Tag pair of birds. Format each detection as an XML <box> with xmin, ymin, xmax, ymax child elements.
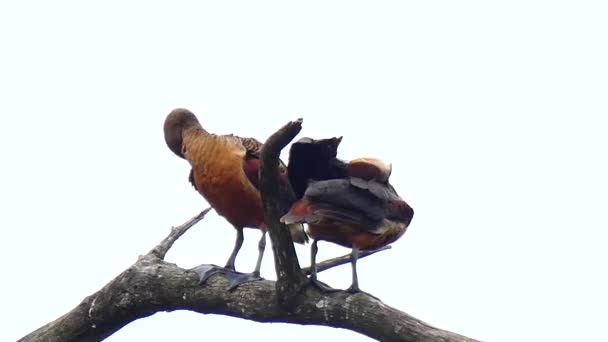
<box><xmin>164</xmin><ymin>108</ymin><xmax>414</xmax><ymax>292</ymax></box>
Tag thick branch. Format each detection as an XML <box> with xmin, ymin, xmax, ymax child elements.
<box><xmin>19</xmin><ymin>256</ymin><xmax>479</xmax><ymax>342</ymax></box>
<box><xmin>259</xmin><ymin>118</ymin><xmax>308</xmax><ymax>298</ymax></box>
<box><xmin>20</xmin><ymin>211</ymin><xmax>479</xmax><ymax>342</ymax></box>
<box><xmin>19</xmin><ymin>120</ymin><xmax>480</xmax><ymax>342</ymax></box>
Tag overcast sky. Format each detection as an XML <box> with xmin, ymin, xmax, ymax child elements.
<box><xmin>2</xmin><ymin>1</ymin><xmax>607</xmax><ymax>341</ymax></box>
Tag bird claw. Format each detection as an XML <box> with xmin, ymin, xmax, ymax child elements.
<box><xmin>309</xmin><ymin>278</ymin><xmax>341</xmax><ymax>293</ymax></box>
<box><xmin>191</xmin><ymin>264</ymin><xmax>264</xmax><ymax>290</ymax></box>
<box><xmin>190</xmin><ymin>264</ymin><xmax>229</xmax><ymax>285</ymax></box>
<box><xmin>225</xmin><ymin>271</ymin><xmax>263</xmax><ymax>291</ymax></box>
<box><xmin>346</xmin><ymin>285</ymin><xmax>359</xmax><ymax>293</ymax></box>
<box><xmin>346</xmin><ymin>285</ymin><xmax>381</xmax><ymax>301</ymax></box>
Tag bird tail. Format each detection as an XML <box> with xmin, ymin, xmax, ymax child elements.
<box><xmin>280</xmin><ymin>199</ymin><xmax>311</xmax><ymax>244</ymax></box>
<box><xmin>287</xmin><ymin>223</ymin><xmax>309</xmax><ymax>244</ymax></box>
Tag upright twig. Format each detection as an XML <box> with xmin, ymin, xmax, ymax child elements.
<box><xmin>259</xmin><ymin>118</ymin><xmax>308</xmax><ymax>300</ymax></box>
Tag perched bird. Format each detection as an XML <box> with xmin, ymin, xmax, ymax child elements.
<box><xmin>282</xmin><ymin>137</ymin><xmax>414</xmax><ymax>292</ymax></box>
<box><xmin>164</xmin><ymin>108</ymin><xmax>308</xmax><ymax>290</ymax></box>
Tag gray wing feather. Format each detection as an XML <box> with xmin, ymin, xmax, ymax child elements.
<box><xmin>303</xmin><ymin>178</ymin><xmax>387</xmax><ymax>222</ymax></box>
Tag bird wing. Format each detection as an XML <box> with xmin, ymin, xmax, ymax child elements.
<box><xmin>286</xmin><ymin>136</ymin><xmax>346</xmax><ymax>199</ymax></box>
<box><xmin>186</xmin><ymin>134</ymin><xmax>285</xmax><ymax>191</ymax></box>
<box><xmin>300</xmin><ymin>178</ymin><xmax>397</xmax><ymax>233</ymax></box>
<box><xmin>233</xmin><ymin>134</ymin><xmax>307</xmax><ymax>243</ymax></box>
<box><xmin>233</xmin><ymin>135</ymin><xmax>263</xmax><ymax>158</ymax></box>
<box><xmin>305</xmin><ymin>202</ymin><xmax>382</xmax><ymax>228</ymax></box>
<box><xmin>231</xmin><ymin>134</ymin><xmax>287</xmax><ymax>165</ymax></box>
<box><xmin>229</xmin><ymin>134</ymin><xmax>288</xmax><ymax>188</ymax></box>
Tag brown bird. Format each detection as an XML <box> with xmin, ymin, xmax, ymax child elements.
<box><xmin>282</xmin><ymin>137</ymin><xmax>414</xmax><ymax>292</ymax></box>
<box><xmin>164</xmin><ymin>108</ymin><xmax>308</xmax><ymax>290</ymax></box>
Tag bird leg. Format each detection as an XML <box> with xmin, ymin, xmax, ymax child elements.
<box><xmin>345</xmin><ymin>247</ymin><xmax>381</xmax><ymax>300</ymax></box>
<box><xmin>224</xmin><ymin>227</ymin><xmax>245</xmax><ymax>271</ymax></box>
<box><xmin>346</xmin><ymin>247</ymin><xmax>360</xmax><ymax>293</ymax></box>
<box><xmin>191</xmin><ymin>227</ymin><xmax>244</xmax><ymax>285</ymax></box>
<box><xmin>226</xmin><ymin>231</ymin><xmax>266</xmax><ymax>291</ymax></box>
<box><xmin>252</xmin><ymin>230</ymin><xmax>266</xmax><ymax>276</ymax></box>
<box><xmin>309</xmin><ymin>239</ymin><xmax>339</xmax><ymax>292</ymax></box>
<box><xmin>310</xmin><ymin>239</ymin><xmax>319</xmax><ymax>281</ymax></box>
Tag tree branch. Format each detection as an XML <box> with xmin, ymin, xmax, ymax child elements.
<box><xmin>301</xmin><ymin>245</ymin><xmax>391</xmax><ymax>276</ymax></box>
<box><xmin>149</xmin><ymin>208</ymin><xmax>212</xmax><ymax>259</ymax></box>
<box><xmin>19</xmin><ymin>120</ymin><xmax>481</xmax><ymax>342</ymax></box>
<box><xmin>19</xmin><ymin>243</ymin><xmax>479</xmax><ymax>342</ymax></box>
<box><xmin>259</xmin><ymin>118</ymin><xmax>308</xmax><ymax>299</ymax></box>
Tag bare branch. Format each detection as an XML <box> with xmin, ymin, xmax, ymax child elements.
<box><xmin>149</xmin><ymin>208</ymin><xmax>212</xmax><ymax>259</ymax></box>
<box><xmin>19</xmin><ymin>120</ymin><xmax>480</xmax><ymax>342</ymax></box>
<box><xmin>302</xmin><ymin>246</ymin><xmax>392</xmax><ymax>276</ymax></box>
<box><xmin>259</xmin><ymin>118</ymin><xmax>308</xmax><ymax>298</ymax></box>
<box><xmin>19</xmin><ymin>258</ymin><xmax>480</xmax><ymax>342</ymax></box>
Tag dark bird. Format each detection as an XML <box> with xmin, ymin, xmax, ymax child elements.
<box><xmin>164</xmin><ymin>108</ymin><xmax>308</xmax><ymax>290</ymax></box>
<box><xmin>282</xmin><ymin>137</ymin><xmax>414</xmax><ymax>292</ymax></box>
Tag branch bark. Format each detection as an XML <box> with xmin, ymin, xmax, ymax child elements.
<box><xmin>19</xmin><ymin>119</ymin><xmax>481</xmax><ymax>342</ymax></box>
<box><xmin>19</xmin><ymin>246</ymin><xmax>478</xmax><ymax>342</ymax></box>
<box><xmin>259</xmin><ymin>118</ymin><xmax>308</xmax><ymax>300</ymax></box>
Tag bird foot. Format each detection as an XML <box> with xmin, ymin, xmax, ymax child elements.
<box><xmin>226</xmin><ymin>271</ymin><xmax>263</xmax><ymax>291</ymax></box>
<box><xmin>346</xmin><ymin>285</ymin><xmax>381</xmax><ymax>301</ymax></box>
<box><xmin>190</xmin><ymin>264</ymin><xmax>264</xmax><ymax>290</ymax></box>
<box><xmin>190</xmin><ymin>264</ymin><xmax>229</xmax><ymax>285</ymax></box>
<box><xmin>309</xmin><ymin>278</ymin><xmax>341</xmax><ymax>293</ymax></box>
<box><xmin>346</xmin><ymin>284</ymin><xmax>360</xmax><ymax>293</ymax></box>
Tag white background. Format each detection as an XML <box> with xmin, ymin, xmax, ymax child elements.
<box><xmin>2</xmin><ymin>1</ymin><xmax>607</xmax><ymax>341</ymax></box>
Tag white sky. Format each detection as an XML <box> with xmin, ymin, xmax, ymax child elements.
<box><xmin>1</xmin><ymin>1</ymin><xmax>607</xmax><ymax>341</ymax></box>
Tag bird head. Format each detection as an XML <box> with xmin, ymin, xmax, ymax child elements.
<box><xmin>163</xmin><ymin>108</ymin><xmax>203</xmax><ymax>158</ymax></box>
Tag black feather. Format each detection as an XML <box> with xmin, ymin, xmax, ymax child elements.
<box><xmin>188</xmin><ymin>169</ymin><xmax>198</xmax><ymax>191</ymax></box>
<box><xmin>287</xmin><ymin>136</ymin><xmax>347</xmax><ymax>199</ymax></box>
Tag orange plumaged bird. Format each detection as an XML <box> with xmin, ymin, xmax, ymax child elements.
<box><xmin>282</xmin><ymin>137</ymin><xmax>414</xmax><ymax>292</ymax></box>
<box><xmin>164</xmin><ymin>108</ymin><xmax>308</xmax><ymax>290</ymax></box>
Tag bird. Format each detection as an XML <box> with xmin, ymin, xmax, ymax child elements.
<box><xmin>281</xmin><ymin>137</ymin><xmax>414</xmax><ymax>293</ymax></box>
<box><xmin>163</xmin><ymin>108</ymin><xmax>308</xmax><ymax>290</ymax></box>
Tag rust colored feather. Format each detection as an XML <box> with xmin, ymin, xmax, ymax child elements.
<box><xmin>163</xmin><ymin>108</ymin><xmax>307</xmax><ymax>244</ymax></box>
